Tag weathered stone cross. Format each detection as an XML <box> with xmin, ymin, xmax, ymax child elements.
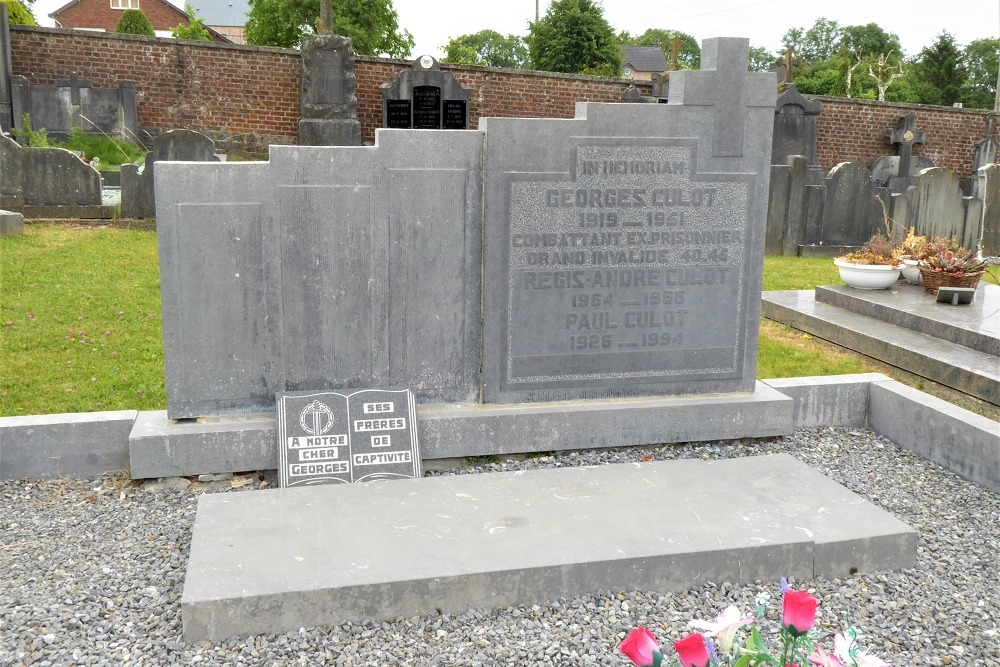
<box><xmin>667</xmin><ymin>37</ymin><xmax>682</xmax><ymax>72</ymax></box>
<box><xmin>317</xmin><ymin>0</ymin><xmax>333</xmax><ymax>35</ymax></box>
<box><xmin>887</xmin><ymin>113</ymin><xmax>925</xmax><ymax>178</ymax></box>
<box><xmin>668</xmin><ymin>38</ymin><xmax>775</xmax><ymax>157</ymax></box>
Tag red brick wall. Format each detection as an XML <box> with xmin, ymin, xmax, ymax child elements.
<box><xmin>10</xmin><ymin>26</ymin><xmax>998</xmax><ymax>173</ymax></box>
<box><xmin>814</xmin><ymin>97</ymin><xmax>998</xmax><ymax>174</ymax></box>
<box><xmin>53</xmin><ymin>0</ymin><xmax>191</xmax><ymax>35</ymax></box>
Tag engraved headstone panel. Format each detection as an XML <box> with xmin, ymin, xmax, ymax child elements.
<box><xmin>502</xmin><ymin>141</ymin><xmax>752</xmax><ymax>390</ymax></box>
<box><xmin>277</xmin><ymin>389</ymin><xmax>420</xmax><ymax>487</ymax></box>
<box><xmin>443</xmin><ymin>100</ymin><xmax>468</xmax><ymax>129</ymax></box>
<box><xmin>413</xmin><ymin>85</ymin><xmax>442</xmax><ymax>129</ymax></box>
<box><xmin>386</xmin><ymin>99</ymin><xmax>411</xmax><ymax>128</ymax></box>
<box><xmin>481</xmin><ymin>37</ymin><xmax>776</xmax><ymax>404</ymax></box>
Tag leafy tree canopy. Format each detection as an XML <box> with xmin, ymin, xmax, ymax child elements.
<box><xmin>114</xmin><ymin>8</ymin><xmax>155</xmax><ymax>36</ymax></box>
<box><xmin>245</xmin><ymin>0</ymin><xmax>414</xmax><ymax>57</ymax></box>
<box><xmin>839</xmin><ymin>23</ymin><xmax>901</xmax><ymax>58</ymax></box>
<box><xmin>961</xmin><ymin>37</ymin><xmax>999</xmax><ymax>109</ymax></box>
<box><xmin>781</xmin><ymin>17</ymin><xmax>841</xmax><ymax>63</ymax></box>
<box><xmin>911</xmin><ymin>31</ymin><xmax>967</xmax><ymax>106</ymax></box>
<box><xmin>171</xmin><ymin>4</ymin><xmax>213</xmax><ymax>40</ymax></box>
<box><xmin>3</xmin><ymin>0</ymin><xmax>36</xmax><ymax>26</ymax></box>
<box><xmin>442</xmin><ymin>30</ymin><xmax>527</xmax><ymax>69</ymax></box>
<box><xmin>619</xmin><ymin>28</ymin><xmax>699</xmax><ymax>69</ymax></box>
<box><xmin>747</xmin><ymin>45</ymin><xmax>775</xmax><ymax>72</ymax></box>
<box><xmin>526</xmin><ymin>0</ymin><xmax>622</xmax><ymax>76</ymax></box>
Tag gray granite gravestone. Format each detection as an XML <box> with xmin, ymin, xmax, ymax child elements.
<box><xmin>154</xmin><ymin>37</ymin><xmax>784</xmax><ymax>456</ymax></box>
<box><xmin>380</xmin><ymin>56</ymin><xmax>472</xmax><ymax>130</ymax></box>
<box><xmin>121</xmin><ymin>129</ymin><xmax>219</xmax><ymax>219</ymax></box>
<box><xmin>481</xmin><ymin>37</ymin><xmax>775</xmax><ymax>402</ymax></box>
<box><xmin>771</xmin><ymin>84</ymin><xmax>822</xmax><ymax>168</ymax></box>
<box><xmin>818</xmin><ymin>162</ymin><xmax>884</xmax><ymax>247</ymax></box>
<box><xmin>980</xmin><ymin>163</ymin><xmax>1000</xmax><ymax>257</ymax></box>
<box><xmin>298</xmin><ymin>33</ymin><xmax>362</xmax><ymax>146</ymax></box>
<box><xmin>155</xmin><ymin>129</ymin><xmax>484</xmax><ymax>418</ymax></box>
<box><xmin>277</xmin><ymin>389</ymin><xmax>420</xmax><ymax>487</ymax></box>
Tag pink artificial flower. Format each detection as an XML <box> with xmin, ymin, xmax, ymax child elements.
<box><xmin>808</xmin><ymin>645</ymin><xmax>846</xmax><ymax>667</ymax></box>
<box><xmin>620</xmin><ymin>627</ymin><xmax>659</xmax><ymax>666</ymax></box>
<box><xmin>688</xmin><ymin>605</ymin><xmax>755</xmax><ymax>655</ymax></box>
<box><xmin>782</xmin><ymin>589</ymin><xmax>818</xmax><ymax>636</ymax></box>
<box><xmin>834</xmin><ymin>632</ymin><xmax>892</xmax><ymax>667</ymax></box>
<box><xmin>673</xmin><ymin>633</ymin><xmax>711</xmax><ymax>667</ymax></box>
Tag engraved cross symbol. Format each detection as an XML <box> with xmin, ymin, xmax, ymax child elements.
<box><xmin>887</xmin><ymin>113</ymin><xmax>925</xmax><ymax>178</ymax></box>
<box><xmin>667</xmin><ymin>38</ymin><xmax>775</xmax><ymax>157</ymax></box>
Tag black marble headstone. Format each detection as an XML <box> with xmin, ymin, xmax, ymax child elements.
<box><xmin>413</xmin><ymin>86</ymin><xmax>442</xmax><ymax>129</ymax></box>
<box><xmin>386</xmin><ymin>99</ymin><xmax>411</xmax><ymax>128</ymax></box>
<box><xmin>276</xmin><ymin>389</ymin><xmax>420</xmax><ymax>487</ymax></box>
<box><xmin>443</xmin><ymin>100</ymin><xmax>467</xmax><ymax>129</ymax></box>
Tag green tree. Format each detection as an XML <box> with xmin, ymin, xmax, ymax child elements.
<box><xmin>245</xmin><ymin>0</ymin><xmax>414</xmax><ymax>57</ymax></box>
<box><xmin>747</xmin><ymin>45</ymin><xmax>775</xmax><ymax>73</ymax></box>
<box><xmin>526</xmin><ymin>0</ymin><xmax>621</xmax><ymax>76</ymax></box>
<box><xmin>840</xmin><ymin>23</ymin><xmax>901</xmax><ymax>58</ymax></box>
<box><xmin>801</xmin><ymin>18</ymin><xmax>842</xmax><ymax>62</ymax></box>
<box><xmin>171</xmin><ymin>4</ymin><xmax>213</xmax><ymax>40</ymax></box>
<box><xmin>910</xmin><ymin>32</ymin><xmax>967</xmax><ymax>106</ymax></box>
<box><xmin>442</xmin><ymin>30</ymin><xmax>527</xmax><ymax>69</ymax></box>
<box><xmin>961</xmin><ymin>37</ymin><xmax>999</xmax><ymax>109</ymax></box>
<box><xmin>620</xmin><ymin>28</ymin><xmax>699</xmax><ymax>69</ymax></box>
<box><xmin>3</xmin><ymin>0</ymin><xmax>36</xmax><ymax>26</ymax></box>
<box><xmin>114</xmin><ymin>8</ymin><xmax>155</xmax><ymax>36</ymax></box>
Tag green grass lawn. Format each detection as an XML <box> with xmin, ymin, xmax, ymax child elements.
<box><xmin>0</xmin><ymin>225</ymin><xmax>164</xmax><ymax>416</ymax></box>
<box><xmin>0</xmin><ymin>225</ymin><xmax>989</xmax><ymax>417</ymax></box>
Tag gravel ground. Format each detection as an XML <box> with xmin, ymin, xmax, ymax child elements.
<box><xmin>1</xmin><ymin>427</ymin><xmax>997</xmax><ymax>666</ymax></box>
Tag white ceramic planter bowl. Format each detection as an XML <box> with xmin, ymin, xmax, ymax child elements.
<box><xmin>900</xmin><ymin>259</ymin><xmax>922</xmax><ymax>284</ymax></box>
<box><xmin>834</xmin><ymin>259</ymin><xmax>902</xmax><ymax>289</ymax></box>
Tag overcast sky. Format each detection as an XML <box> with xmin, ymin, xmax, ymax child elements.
<box><xmin>31</xmin><ymin>0</ymin><xmax>1000</xmax><ymax>60</ymax></box>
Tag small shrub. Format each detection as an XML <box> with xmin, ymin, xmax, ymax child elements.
<box><xmin>114</xmin><ymin>9</ymin><xmax>155</xmax><ymax>36</ymax></box>
<box><xmin>10</xmin><ymin>113</ymin><xmax>50</xmax><ymax>147</ymax></box>
<box><xmin>171</xmin><ymin>4</ymin><xmax>212</xmax><ymax>40</ymax></box>
<box><xmin>60</xmin><ymin>128</ymin><xmax>145</xmax><ymax>169</ymax></box>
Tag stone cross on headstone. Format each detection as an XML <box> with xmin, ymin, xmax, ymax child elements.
<box><xmin>668</xmin><ymin>38</ymin><xmax>776</xmax><ymax>157</ymax></box>
<box><xmin>317</xmin><ymin>0</ymin><xmax>332</xmax><ymax>34</ymax></box>
<box><xmin>887</xmin><ymin>113</ymin><xmax>925</xmax><ymax>181</ymax></box>
<box><xmin>667</xmin><ymin>37</ymin><xmax>682</xmax><ymax>71</ymax></box>
<box><xmin>777</xmin><ymin>48</ymin><xmax>799</xmax><ymax>86</ymax></box>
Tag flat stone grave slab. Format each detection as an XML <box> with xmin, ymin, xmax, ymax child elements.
<box><xmin>182</xmin><ymin>453</ymin><xmax>916</xmax><ymax>640</ymax></box>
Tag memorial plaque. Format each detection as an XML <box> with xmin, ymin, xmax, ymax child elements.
<box><xmin>413</xmin><ymin>85</ymin><xmax>442</xmax><ymax>129</ymax></box>
<box><xmin>277</xmin><ymin>389</ymin><xmax>420</xmax><ymax>487</ymax></box>
<box><xmin>443</xmin><ymin>100</ymin><xmax>467</xmax><ymax>129</ymax></box>
<box><xmin>499</xmin><ymin>140</ymin><xmax>753</xmax><ymax>395</ymax></box>
<box><xmin>386</xmin><ymin>99</ymin><xmax>412</xmax><ymax>128</ymax></box>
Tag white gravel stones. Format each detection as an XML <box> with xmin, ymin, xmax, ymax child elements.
<box><xmin>1</xmin><ymin>427</ymin><xmax>997</xmax><ymax>666</ymax></box>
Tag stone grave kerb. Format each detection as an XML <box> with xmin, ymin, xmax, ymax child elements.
<box><xmin>667</xmin><ymin>38</ymin><xmax>777</xmax><ymax>158</ymax></box>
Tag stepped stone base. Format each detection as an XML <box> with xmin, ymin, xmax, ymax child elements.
<box><xmin>182</xmin><ymin>453</ymin><xmax>917</xmax><ymax>641</ymax></box>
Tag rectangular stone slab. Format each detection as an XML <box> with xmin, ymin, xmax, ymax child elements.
<box><xmin>182</xmin><ymin>453</ymin><xmax>916</xmax><ymax>640</ymax></box>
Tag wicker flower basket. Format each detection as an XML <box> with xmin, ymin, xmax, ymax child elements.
<box><xmin>919</xmin><ymin>267</ymin><xmax>984</xmax><ymax>294</ymax></box>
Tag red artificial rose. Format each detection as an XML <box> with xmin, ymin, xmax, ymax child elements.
<box><xmin>620</xmin><ymin>627</ymin><xmax>659</xmax><ymax>666</ymax></box>
<box><xmin>782</xmin><ymin>589</ymin><xmax>818</xmax><ymax>636</ymax></box>
<box><xmin>673</xmin><ymin>633</ymin><xmax>711</xmax><ymax>667</ymax></box>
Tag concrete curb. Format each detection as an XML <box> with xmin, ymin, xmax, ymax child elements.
<box><xmin>1</xmin><ymin>375</ymin><xmax>997</xmax><ymax>491</ymax></box>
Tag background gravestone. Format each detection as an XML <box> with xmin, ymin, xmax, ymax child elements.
<box><xmin>380</xmin><ymin>56</ymin><xmax>472</xmax><ymax>130</ymax></box>
<box><xmin>771</xmin><ymin>84</ymin><xmax>824</xmax><ymax>186</ymax></box>
<box><xmin>481</xmin><ymin>37</ymin><xmax>775</xmax><ymax>403</ymax></box>
<box><xmin>121</xmin><ymin>129</ymin><xmax>219</xmax><ymax>219</ymax></box>
<box><xmin>298</xmin><ymin>33</ymin><xmax>362</xmax><ymax>146</ymax></box>
<box><xmin>0</xmin><ymin>134</ymin><xmax>101</xmax><ymax>209</ymax></box>
<box><xmin>871</xmin><ymin>114</ymin><xmax>933</xmax><ymax>192</ymax></box>
<box><xmin>816</xmin><ymin>162</ymin><xmax>884</xmax><ymax>247</ymax></box>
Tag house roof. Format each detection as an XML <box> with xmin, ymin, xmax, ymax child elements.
<box><xmin>188</xmin><ymin>0</ymin><xmax>250</xmax><ymax>27</ymax></box>
<box><xmin>621</xmin><ymin>45</ymin><xmax>667</xmax><ymax>73</ymax></box>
